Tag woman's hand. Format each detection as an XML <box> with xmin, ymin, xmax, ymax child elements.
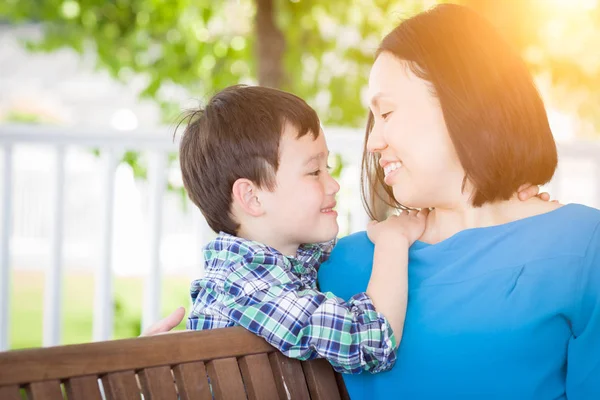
<box><xmin>139</xmin><ymin>306</ymin><xmax>186</xmax><ymax>336</ymax></box>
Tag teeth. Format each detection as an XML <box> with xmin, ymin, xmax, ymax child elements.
<box><xmin>383</xmin><ymin>162</ymin><xmax>402</xmax><ymax>177</ymax></box>
<box><xmin>321</xmin><ymin>208</ymin><xmax>334</xmax><ymax>213</ymax></box>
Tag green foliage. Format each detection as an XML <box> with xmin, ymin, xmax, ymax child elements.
<box><xmin>3</xmin><ymin>110</ymin><xmax>44</xmax><ymax>124</ymax></box>
<box><xmin>1</xmin><ymin>0</ymin><xmax>598</xmax><ymax>131</ymax></box>
<box><xmin>0</xmin><ymin>0</ymin><xmax>432</xmax><ymax>127</ymax></box>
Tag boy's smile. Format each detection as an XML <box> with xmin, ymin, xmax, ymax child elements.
<box><xmin>256</xmin><ymin>124</ymin><xmax>340</xmax><ymax>255</ymax></box>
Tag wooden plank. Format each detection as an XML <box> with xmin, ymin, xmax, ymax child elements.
<box><xmin>172</xmin><ymin>362</ymin><xmax>212</xmax><ymax>400</ymax></box>
<box><xmin>0</xmin><ymin>327</ymin><xmax>273</xmax><ymax>386</ymax></box>
<box><xmin>101</xmin><ymin>370</ymin><xmax>141</xmax><ymax>400</ymax></box>
<box><xmin>0</xmin><ymin>385</ymin><xmax>23</xmax><ymax>400</ymax></box>
<box><xmin>25</xmin><ymin>380</ymin><xmax>63</xmax><ymax>400</ymax></box>
<box><xmin>268</xmin><ymin>352</ymin><xmax>310</xmax><ymax>399</ymax></box>
<box><xmin>138</xmin><ymin>366</ymin><xmax>178</xmax><ymax>400</ymax></box>
<box><xmin>238</xmin><ymin>354</ymin><xmax>278</xmax><ymax>400</ymax></box>
<box><xmin>206</xmin><ymin>358</ymin><xmax>246</xmax><ymax>399</ymax></box>
<box><xmin>65</xmin><ymin>375</ymin><xmax>102</xmax><ymax>400</ymax></box>
<box><xmin>302</xmin><ymin>358</ymin><xmax>342</xmax><ymax>400</ymax></box>
<box><xmin>335</xmin><ymin>372</ymin><xmax>351</xmax><ymax>400</ymax></box>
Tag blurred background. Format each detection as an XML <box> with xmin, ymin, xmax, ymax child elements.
<box><xmin>0</xmin><ymin>0</ymin><xmax>599</xmax><ymax>350</ymax></box>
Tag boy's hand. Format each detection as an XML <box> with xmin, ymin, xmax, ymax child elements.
<box><xmin>517</xmin><ymin>184</ymin><xmax>556</xmax><ymax>202</ymax></box>
<box><xmin>140</xmin><ymin>306</ymin><xmax>186</xmax><ymax>336</ymax></box>
<box><xmin>367</xmin><ymin>208</ymin><xmax>429</xmax><ymax>246</ymax></box>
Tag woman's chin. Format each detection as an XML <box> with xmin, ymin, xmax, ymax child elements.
<box><xmin>392</xmin><ymin>188</ymin><xmax>418</xmax><ymax>208</ymax></box>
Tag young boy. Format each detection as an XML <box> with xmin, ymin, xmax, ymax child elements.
<box><xmin>178</xmin><ymin>85</ymin><xmax>427</xmax><ymax>374</ymax></box>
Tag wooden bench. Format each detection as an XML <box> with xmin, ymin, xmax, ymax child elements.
<box><xmin>0</xmin><ymin>326</ymin><xmax>350</xmax><ymax>399</ymax></box>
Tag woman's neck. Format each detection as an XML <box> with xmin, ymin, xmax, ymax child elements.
<box><xmin>419</xmin><ymin>195</ymin><xmax>561</xmax><ymax>244</ymax></box>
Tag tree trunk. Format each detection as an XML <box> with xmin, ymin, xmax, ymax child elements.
<box><xmin>254</xmin><ymin>0</ymin><xmax>286</xmax><ymax>88</ymax></box>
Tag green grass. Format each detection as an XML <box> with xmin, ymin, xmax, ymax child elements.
<box><xmin>10</xmin><ymin>271</ymin><xmax>191</xmax><ymax>350</ymax></box>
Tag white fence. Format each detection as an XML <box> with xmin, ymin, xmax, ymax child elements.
<box><xmin>0</xmin><ymin>124</ymin><xmax>367</xmax><ymax>351</ymax></box>
<box><xmin>1</xmin><ymin>124</ymin><xmax>599</xmax><ymax>351</ymax></box>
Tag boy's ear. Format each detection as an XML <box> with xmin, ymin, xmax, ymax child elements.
<box><xmin>231</xmin><ymin>178</ymin><xmax>264</xmax><ymax>217</ymax></box>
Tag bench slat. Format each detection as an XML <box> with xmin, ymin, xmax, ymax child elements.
<box><xmin>238</xmin><ymin>354</ymin><xmax>279</xmax><ymax>400</ymax></box>
<box><xmin>172</xmin><ymin>362</ymin><xmax>212</xmax><ymax>400</ymax></box>
<box><xmin>335</xmin><ymin>371</ymin><xmax>351</xmax><ymax>400</ymax></box>
<box><xmin>303</xmin><ymin>358</ymin><xmax>342</xmax><ymax>400</ymax></box>
<box><xmin>26</xmin><ymin>380</ymin><xmax>63</xmax><ymax>400</ymax></box>
<box><xmin>65</xmin><ymin>375</ymin><xmax>102</xmax><ymax>400</ymax></box>
<box><xmin>138</xmin><ymin>366</ymin><xmax>178</xmax><ymax>400</ymax></box>
<box><xmin>269</xmin><ymin>352</ymin><xmax>310</xmax><ymax>399</ymax></box>
<box><xmin>206</xmin><ymin>358</ymin><xmax>246</xmax><ymax>399</ymax></box>
<box><xmin>0</xmin><ymin>385</ymin><xmax>23</xmax><ymax>400</ymax></box>
<box><xmin>101</xmin><ymin>370</ymin><xmax>141</xmax><ymax>400</ymax></box>
<box><xmin>0</xmin><ymin>328</ymin><xmax>273</xmax><ymax>386</ymax></box>
<box><xmin>0</xmin><ymin>327</ymin><xmax>347</xmax><ymax>399</ymax></box>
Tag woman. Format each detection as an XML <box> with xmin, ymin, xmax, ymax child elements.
<box><xmin>318</xmin><ymin>4</ymin><xmax>600</xmax><ymax>399</ymax></box>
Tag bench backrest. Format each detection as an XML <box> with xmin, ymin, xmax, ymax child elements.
<box><xmin>0</xmin><ymin>326</ymin><xmax>349</xmax><ymax>399</ymax></box>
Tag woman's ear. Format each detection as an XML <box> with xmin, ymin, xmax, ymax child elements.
<box><xmin>231</xmin><ymin>178</ymin><xmax>264</xmax><ymax>217</ymax></box>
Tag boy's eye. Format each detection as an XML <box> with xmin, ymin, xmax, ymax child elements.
<box><xmin>309</xmin><ymin>169</ymin><xmax>321</xmax><ymax>176</ymax></box>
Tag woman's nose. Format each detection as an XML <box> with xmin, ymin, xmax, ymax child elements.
<box><xmin>366</xmin><ymin>123</ymin><xmax>386</xmax><ymax>154</ymax></box>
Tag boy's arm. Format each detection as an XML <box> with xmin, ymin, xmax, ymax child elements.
<box><xmin>193</xmin><ymin>256</ymin><xmax>397</xmax><ymax>375</ymax></box>
<box><xmin>366</xmin><ymin>208</ymin><xmax>429</xmax><ymax>348</ymax></box>
<box><xmin>367</xmin><ymin>236</ymin><xmax>409</xmax><ymax>348</ymax></box>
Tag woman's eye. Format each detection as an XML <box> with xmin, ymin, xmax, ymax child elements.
<box><xmin>381</xmin><ymin>112</ymin><xmax>392</xmax><ymax>120</ymax></box>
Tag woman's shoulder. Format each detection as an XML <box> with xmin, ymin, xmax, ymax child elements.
<box><xmin>334</xmin><ymin>231</ymin><xmax>374</xmax><ymax>252</ymax></box>
<box><xmin>327</xmin><ymin>231</ymin><xmax>375</xmax><ymax>272</ymax></box>
<box><xmin>543</xmin><ymin>203</ymin><xmax>600</xmax><ymax>235</ymax></box>
<box><xmin>564</xmin><ymin>203</ymin><xmax>600</xmax><ymax>219</ymax></box>
<box><xmin>317</xmin><ymin>232</ymin><xmax>375</xmax><ymax>300</ymax></box>
<box><xmin>514</xmin><ymin>203</ymin><xmax>600</xmax><ymax>261</ymax></box>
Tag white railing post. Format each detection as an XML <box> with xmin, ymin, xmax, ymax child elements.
<box><xmin>0</xmin><ymin>145</ymin><xmax>13</xmax><ymax>351</ymax></box>
<box><xmin>142</xmin><ymin>151</ymin><xmax>167</xmax><ymax>332</ymax></box>
<box><xmin>93</xmin><ymin>149</ymin><xmax>117</xmax><ymax>341</ymax></box>
<box><xmin>43</xmin><ymin>145</ymin><xmax>66</xmax><ymax>347</ymax></box>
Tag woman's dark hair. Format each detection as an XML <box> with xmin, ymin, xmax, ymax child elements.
<box><xmin>361</xmin><ymin>4</ymin><xmax>558</xmax><ymax>219</ymax></box>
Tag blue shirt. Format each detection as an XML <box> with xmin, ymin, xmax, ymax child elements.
<box><xmin>318</xmin><ymin>204</ymin><xmax>600</xmax><ymax>399</ymax></box>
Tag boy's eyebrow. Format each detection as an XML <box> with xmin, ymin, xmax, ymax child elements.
<box><xmin>304</xmin><ymin>152</ymin><xmax>328</xmax><ymax>165</ymax></box>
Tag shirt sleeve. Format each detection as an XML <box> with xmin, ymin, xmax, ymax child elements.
<box><xmin>566</xmin><ymin>221</ymin><xmax>600</xmax><ymax>398</ymax></box>
<box><xmin>191</xmin><ymin>254</ymin><xmax>397</xmax><ymax>374</ymax></box>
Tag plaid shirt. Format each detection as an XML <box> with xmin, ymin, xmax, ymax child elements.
<box><xmin>187</xmin><ymin>233</ymin><xmax>397</xmax><ymax>374</ymax></box>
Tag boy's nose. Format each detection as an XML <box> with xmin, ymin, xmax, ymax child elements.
<box><xmin>326</xmin><ymin>174</ymin><xmax>340</xmax><ymax>195</ymax></box>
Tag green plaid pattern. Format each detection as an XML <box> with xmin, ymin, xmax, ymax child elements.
<box><xmin>187</xmin><ymin>233</ymin><xmax>398</xmax><ymax>374</ymax></box>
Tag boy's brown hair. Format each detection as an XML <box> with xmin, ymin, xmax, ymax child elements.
<box><xmin>178</xmin><ymin>85</ymin><xmax>321</xmax><ymax>235</ymax></box>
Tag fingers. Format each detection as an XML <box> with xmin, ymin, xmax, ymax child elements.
<box><xmin>517</xmin><ymin>183</ymin><xmax>530</xmax><ymax>194</ymax></box>
<box><xmin>538</xmin><ymin>192</ymin><xmax>551</xmax><ymax>202</ymax></box>
<box><xmin>518</xmin><ymin>184</ymin><xmax>540</xmax><ymax>201</ymax></box>
<box><xmin>140</xmin><ymin>306</ymin><xmax>186</xmax><ymax>337</ymax></box>
<box><xmin>416</xmin><ymin>208</ymin><xmax>429</xmax><ymax>219</ymax></box>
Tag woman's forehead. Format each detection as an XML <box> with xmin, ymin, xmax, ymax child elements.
<box><xmin>368</xmin><ymin>55</ymin><xmax>431</xmax><ymax>106</ymax></box>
